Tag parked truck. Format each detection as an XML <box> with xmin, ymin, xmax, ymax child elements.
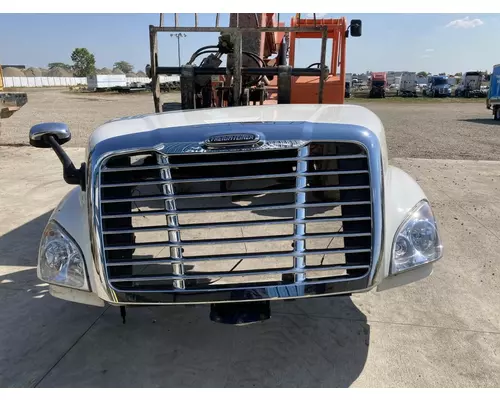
<box><xmin>87</xmin><ymin>74</ymin><xmax>129</xmax><ymax>92</ymax></box>
<box><xmin>423</xmin><ymin>75</ymin><xmax>451</xmax><ymax>98</ymax></box>
<box><xmin>369</xmin><ymin>72</ymin><xmax>387</xmax><ymax>98</ymax></box>
<box><xmin>345</xmin><ymin>73</ymin><xmax>352</xmax><ymax>98</ymax></box>
<box><xmin>455</xmin><ymin>71</ymin><xmax>485</xmax><ymax>98</ymax></box>
<box><xmin>487</xmin><ymin>64</ymin><xmax>500</xmax><ymax>120</ymax></box>
<box><xmin>27</xmin><ymin>14</ymin><xmax>443</xmax><ymax>325</ymax></box>
<box><xmin>397</xmin><ymin>72</ymin><xmax>417</xmax><ymax>97</ymax></box>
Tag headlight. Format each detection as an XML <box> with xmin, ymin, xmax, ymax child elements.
<box><xmin>391</xmin><ymin>200</ymin><xmax>443</xmax><ymax>274</ymax></box>
<box><xmin>38</xmin><ymin>220</ymin><xmax>89</xmax><ymax>291</ymax></box>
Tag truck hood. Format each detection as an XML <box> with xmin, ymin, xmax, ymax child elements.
<box><xmin>89</xmin><ymin>104</ymin><xmax>385</xmax><ymax>151</ymax></box>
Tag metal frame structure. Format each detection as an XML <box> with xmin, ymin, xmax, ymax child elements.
<box><xmin>148</xmin><ymin>15</ymin><xmax>330</xmax><ymax>112</ymax></box>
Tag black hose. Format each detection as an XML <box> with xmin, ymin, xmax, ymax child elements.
<box><xmin>192</xmin><ymin>45</ymin><xmax>219</xmax><ymax>55</ymax></box>
<box><xmin>242</xmin><ymin>51</ymin><xmax>265</xmax><ymax>86</ymax></box>
<box><xmin>187</xmin><ymin>47</ymin><xmax>219</xmax><ymax>65</ymax></box>
<box><xmin>307</xmin><ymin>62</ymin><xmax>322</xmax><ymax>69</ymax></box>
<box><xmin>243</xmin><ymin>51</ymin><xmax>265</xmax><ymax>67</ymax></box>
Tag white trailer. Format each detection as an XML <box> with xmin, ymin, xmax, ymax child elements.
<box><xmin>87</xmin><ymin>74</ymin><xmax>128</xmax><ymax>91</ymax></box>
<box><xmin>397</xmin><ymin>72</ymin><xmax>418</xmax><ymax>97</ymax></box>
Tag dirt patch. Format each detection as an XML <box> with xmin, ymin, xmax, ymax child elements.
<box><xmin>1</xmin><ymin>89</ymin><xmax>498</xmax><ymax>161</ymax></box>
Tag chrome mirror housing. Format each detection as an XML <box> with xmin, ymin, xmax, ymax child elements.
<box><xmin>29</xmin><ymin>122</ymin><xmax>71</xmax><ymax>148</ymax></box>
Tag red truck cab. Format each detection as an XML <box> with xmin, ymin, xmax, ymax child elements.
<box><xmin>369</xmin><ymin>72</ymin><xmax>387</xmax><ymax>98</ymax></box>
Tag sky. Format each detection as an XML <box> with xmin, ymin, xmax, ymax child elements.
<box><xmin>0</xmin><ymin>13</ymin><xmax>499</xmax><ymax>74</ymax></box>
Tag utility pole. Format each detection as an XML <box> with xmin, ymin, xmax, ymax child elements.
<box><xmin>170</xmin><ymin>33</ymin><xmax>187</xmax><ymax>67</ymax></box>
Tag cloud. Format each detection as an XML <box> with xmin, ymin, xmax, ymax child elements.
<box><xmin>421</xmin><ymin>55</ymin><xmax>432</xmax><ymax>59</ymax></box>
<box><xmin>306</xmin><ymin>13</ymin><xmax>327</xmax><ymax>18</ymax></box>
<box><xmin>425</xmin><ymin>49</ymin><xmax>434</xmax><ymax>52</ymax></box>
<box><xmin>445</xmin><ymin>16</ymin><xmax>484</xmax><ymax>29</ymax></box>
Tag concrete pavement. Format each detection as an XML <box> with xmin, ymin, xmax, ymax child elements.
<box><xmin>1</xmin><ymin>147</ymin><xmax>499</xmax><ymax>387</ymax></box>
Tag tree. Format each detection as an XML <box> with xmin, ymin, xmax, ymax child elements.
<box><xmin>48</xmin><ymin>62</ymin><xmax>72</xmax><ymax>70</ymax></box>
<box><xmin>417</xmin><ymin>71</ymin><xmax>428</xmax><ymax>77</ymax></box>
<box><xmin>71</xmin><ymin>48</ymin><xmax>96</xmax><ymax>77</ymax></box>
<box><xmin>454</xmin><ymin>72</ymin><xmax>462</xmax><ymax>77</ymax></box>
<box><xmin>113</xmin><ymin>61</ymin><xmax>134</xmax><ymax>74</ymax></box>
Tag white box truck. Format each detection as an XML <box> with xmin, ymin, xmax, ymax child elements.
<box><xmin>87</xmin><ymin>74</ymin><xmax>128</xmax><ymax>92</ymax></box>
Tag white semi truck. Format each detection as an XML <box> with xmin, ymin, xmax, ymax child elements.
<box><xmin>455</xmin><ymin>71</ymin><xmax>485</xmax><ymax>98</ymax></box>
<box><xmin>29</xmin><ymin>104</ymin><xmax>443</xmax><ymax>324</ymax></box>
<box><xmin>397</xmin><ymin>72</ymin><xmax>418</xmax><ymax>97</ymax></box>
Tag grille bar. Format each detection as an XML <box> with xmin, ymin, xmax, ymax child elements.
<box><xmin>102</xmin><ymin>215</ymin><xmax>371</xmax><ymax>234</ymax></box>
<box><xmin>157</xmin><ymin>154</ymin><xmax>185</xmax><ymax>290</ymax></box>
<box><xmin>108</xmin><ymin>264</ymin><xmax>371</xmax><ymax>283</ymax></box>
<box><xmin>104</xmin><ymin>231</ymin><xmax>371</xmax><ymax>250</ymax></box>
<box><xmin>101</xmin><ymin>185</ymin><xmax>370</xmax><ymax>203</ymax></box>
<box><xmin>101</xmin><ymin>200</ymin><xmax>371</xmax><ymax>219</ymax></box>
<box><xmin>293</xmin><ymin>146</ymin><xmax>309</xmax><ymax>282</ymax></box>
<box><xmin>98</xmin><ymin>140</ymin><xmax>374</xmax><ymax>298</ymax></box>
<box><xmin>100</xmin><ymin>169</ymin><xmax>369</xmax><ymax>188</ymax></box>
<box><xmin>102</xmin><ymin>154</ymin><xmax>368</xmax><ymax>172</ymax></box>
<box><xmin>106</xmin><ymin>247</ymin><xmax>372</xmax><ymax>266</ymax></box>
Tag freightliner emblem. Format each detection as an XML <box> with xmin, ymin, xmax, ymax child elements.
<box><xmin>205</xmin><ymin>133</ymin><xmax>260</xmax><ymax>147</ymax></box>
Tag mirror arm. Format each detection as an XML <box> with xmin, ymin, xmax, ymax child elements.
<box><xmin>44</xmin><ymin>135</ymin><xmax>86</xmax><ymax>190</ymax></box>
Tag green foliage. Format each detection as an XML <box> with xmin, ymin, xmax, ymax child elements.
<box><xmin>70</xmin><ymin>48</ymin><xmax>96</xmax><ymax>77</ymax></box>
<box><xmin>48</xmin><ymin>62</ymin><xmax>72</xmax><ymax>71</ymax></box>
<box><xmin>417</xmin><ymin>71</ymin><xmax>428</xmax><ymax>77</ymax></box>
<box><xmin>113</xmin><ymin>61</ymin><xmax>134</xmax><ymax>74</ymax></box>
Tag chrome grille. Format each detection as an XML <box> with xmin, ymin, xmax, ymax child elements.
<box><xmin>97</xmin><ymin>141</ymin><xmax>373</xmax><ymax>296</ymax></box>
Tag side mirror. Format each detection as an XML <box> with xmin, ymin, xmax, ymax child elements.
<box><xmin>29</xmin><ymin>122</ymin><xmax>71</xmax><ymax>148</ymax></box>
<box><xmin>350</xmin><ymin>19</ymin><xmax>362</xmax><ymax>37</ymax></box>
<box><xmin>28</xmin><ymin>122</ymin><xmax>85</xmax><ymax>189</ymax></box>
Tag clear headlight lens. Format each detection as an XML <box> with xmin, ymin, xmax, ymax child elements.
<box><xmin>391</xmin><ymin>200</ymin><xmax>443</xmax><ymax>274</ymax></box>
<box><xmin>39</xmin><ymin>220</ymin><xmax>89</xmax><ymax>290</ymax></box>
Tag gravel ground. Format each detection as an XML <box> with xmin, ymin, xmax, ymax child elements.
<box><xmin>1</xmin><ymin>88</ymin><xmax>498</xmax><ymax>160</ymax></box>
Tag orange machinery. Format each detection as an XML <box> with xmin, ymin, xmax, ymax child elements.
<box><xmin>255</xmin><ymin>15</ymin><xmax>355</xmax><ymax>105</ymax></box>
<box><xmin>149</xmin><ymin>13</ymin><xmax>361</xmax><ymax>111</ymax></box>
<box><xmin>289</xmin><ymin>16</ymin><xmax>349</xmax><ymax>104</ymax></box>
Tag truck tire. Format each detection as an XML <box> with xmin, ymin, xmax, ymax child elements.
<box><xmin>495</xmin><ymin>107</ymin><xmax>500</xmax><ymax>121</ymax></box>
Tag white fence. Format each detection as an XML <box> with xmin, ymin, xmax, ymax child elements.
<box><xmin>2</xmin><ymin>75</ymin><xmax>179</xmax><ymax>88</ymax></box>
<box><xmin>3</xmin><ymin>77</ymin><xmax>87</xmax><ymax>88</ymax></box>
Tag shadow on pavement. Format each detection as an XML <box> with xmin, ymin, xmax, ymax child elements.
<box><xmin>0</xmin><ymin>208</ymin><xmax>370</xmax><ymax>387</ymax></box>
<box><xmin>0</xmin><ymin>267</ymin><xmax>104</xmax><ymax>388</ymax></box>
<box><xmin>161</xmin><ymin>102</ymin><xmax>182</xmax><ymax>112</ymax></box>
<box><xmin>459</xmin><ymin>118</ymin><xmax>499</xmax><ymax>126</ymax></box>
<box><xmin>0</xmin><ymin>268</ymin><xmax>370</xmax><ymax>388</ymax></box>
<box><xmin>0</xmin><ymin>210</ymin><xmax>52</xmax><ymax>267</ymax></box>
